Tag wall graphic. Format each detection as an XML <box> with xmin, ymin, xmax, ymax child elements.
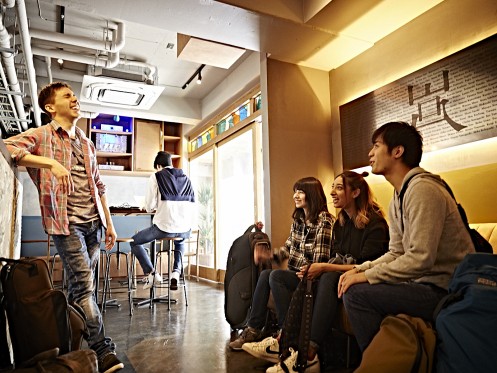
<box><xmin>340</xmin><ymin>35</ymin><xmax>497</xmax><ymax>170</ymax></box>
<box><xmin>0</xmin><ymin>145</ymin><xmax>21</xmax><ymax>258</ymax></box>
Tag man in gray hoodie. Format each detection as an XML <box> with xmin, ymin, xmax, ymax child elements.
<box><xmin>338</xmin><ymin>121</ymin><xmax>474</xmax><ymax>352</ymax></box>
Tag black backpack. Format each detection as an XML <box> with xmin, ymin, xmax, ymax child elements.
<box><xmin>224</xmin><ymin>224</ymin><xmax>271</xmax><ymax>330</ymax></box>
<box><xmin>0</xmin><ymin>257</ymin><xmax>88</xmax><ymax>367</ymax></box>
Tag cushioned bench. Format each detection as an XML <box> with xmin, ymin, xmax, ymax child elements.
<box><xmin>334</xmin><ymin>222</ymin><xmax>497</xmax><ymax>367</ymax></box>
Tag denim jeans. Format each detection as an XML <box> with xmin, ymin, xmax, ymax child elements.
<box><xmin>342</xmin><ymin>282</ymin><xmax>447</xmax><ymax>351</ymax></box>
<box><xmin>247</xmin><ymin>269</ymin><xmax>272</xmax><ymax>330</ymax></box>
<box><xmin>246</xmin><ymin>269</ymin><xmax>299</xmax><ymax>330</ymax></box>
<box><xmin>269</xmin><ymin>269</ymin><xmax>300</xmax><ymax>328</ymax></box>
<box><xmin>131</xmin><ymin>224</ymin><xmax>191</xmax><ymax>274</ymax></box>
<box><xmin>310</xmin><ymin>271</ymin><xmax>341</xmax><ymax>347</ymax></box>
<box><xmin>52</xmin><ymin>220</ymin><xmax>115</xmax><ymax>358</ymax></box>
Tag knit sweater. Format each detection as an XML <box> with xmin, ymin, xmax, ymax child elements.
<box><xmin>331</xmin><ymin>211</ymin><xmax>389</xmax><ymax>264</ymax></box>
<box><xmin>357</xmin><ymin>167</ymin><xmax>474</xmax><ymax>290</ymax></box>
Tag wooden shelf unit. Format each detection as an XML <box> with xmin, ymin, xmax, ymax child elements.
<box><xmin>89</xmin><ymin>114</ymin><xmax>134</xmax><ymax>172</ymax></box>
<box><xmin>84</xmin><ymin>115</ymin><xmax>183</xmax><ymax>173</ymax></box>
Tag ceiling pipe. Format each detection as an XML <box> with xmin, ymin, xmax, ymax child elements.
<box><xmin>30</xmin><ymin>21</ymin><xmax>125</xmax><ymax>53</ymax></box>
<box><xmin>14</xmin><ymin>0</ymin><xmax>41</xmax><ymax>127</ymax></box>
<box><xmin>0</xmin><ymin>4</ymin><xmax>27</xmax><ymax>131</ymax></box>
<box><xmin>45</xmin><ymin>56</ymin><xmax>52</xmax><ymax>83</ymax></box>
<box><xmin>32</xmin><ymin>45</ymin><xmax>120</xmax><ymax>69</ymax></box>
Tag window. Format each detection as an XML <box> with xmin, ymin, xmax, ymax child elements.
<box><xmin>216</xmin><ymin>129</ymin><xmax>256</xmax><ymax>270</ymax></box>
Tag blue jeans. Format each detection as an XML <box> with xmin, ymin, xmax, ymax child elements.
<box><xmin>131</xmin><ymin>224</ymin><xmax>191</xmax><ymax>274</ymax></box>
<box><xmin>310</xmin><ymin>271</ymin><xmax>341</xmax><ymax>347</ymax></box>
<box><xmin>269</xmin><ymin>269</ymin><xmax>300</xmax><ymax>328</ymax></box>
<box><xmin>247</xmin><ymin>269</ymin><xmax>272</xmax><ymax>330</ymax></box>
<box><xmin>247</xmin><ymin>269</ymin><xmax>301</xmax><ymax>330</ymax></box>
<box><xmin>342</xmin><ymin>282</ymin><xmax>447</xmax><ymax>351</ymax></box>
<box><xmin>52</xmin><ymin>220</ymin><xmax>115</xmax><ymax>358</ymax></box>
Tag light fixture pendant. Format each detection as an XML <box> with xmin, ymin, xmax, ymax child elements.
<box><xmin>196</xmin><ymin>70</ymin><xmax>202</xmax><ymax>85</ymax></box>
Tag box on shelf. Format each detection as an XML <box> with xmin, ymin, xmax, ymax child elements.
<box><xmin>101</xmin><ymin>124</ymin><xmax>124</xmax><ymax>132</ymax></box>
<box><xmin>98</xmin><ymin>164</ymin><xmax>125</xmax><ymax>171</ymax></box>
<box><xmin>95</xmin><ymin>133</ymin><xmax>128</xmax><ymax>153</ymax></box>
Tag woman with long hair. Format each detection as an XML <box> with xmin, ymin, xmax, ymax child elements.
<box><xmin>244</xmin><ymin>171</ymin><xmax>389</xmax><ymax>373</ymax></box>
<box><xmin>229</xmin><ymin>177</ymin><xmax>335</xmax><ymax>351</ymax></box>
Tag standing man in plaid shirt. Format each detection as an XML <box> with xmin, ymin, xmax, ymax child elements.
<box><xmin>4</xmin><ymin>82</ymin><xmax>124</xmax><ymax>373</ymax></box>
<box><xmin>229</xmin><ymin>177</ymin><xmax>334</xmax><ymax>350</ymax></box>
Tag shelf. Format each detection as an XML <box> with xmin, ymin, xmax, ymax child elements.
<box><xmin>91</xmin><ymin>129</ymin><xmax>132</xmax><ymax>136</ymax></box>
<box><xmin>96</xmin><ymin>152</ymin><xmax>132</xmax><ymax>157</ymax></box>
<box><xmin>164</xmin><ymin>135</ymin><xmax>181</xmax><ymax>141</ymax></box>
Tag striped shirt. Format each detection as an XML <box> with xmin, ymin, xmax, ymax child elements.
<box><xmin>4</xmin><ymin>121</ymin><xmax>108</xmax><ymax>235</ymax></box>
<box><xmin>285</xmin><ymin>211</ymin><xmax>335</xmax><ymax>271</ymax></box>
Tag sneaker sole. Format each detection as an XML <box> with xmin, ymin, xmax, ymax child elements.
<box><xmin>102</xmin><ymin>362</ymin><xmax>124</xmax><ymax>373</ymax></box>
<box><xmin>242</xmin><ymin>344</ymin><xmax>279</xmax><ymax>363</ymax></box>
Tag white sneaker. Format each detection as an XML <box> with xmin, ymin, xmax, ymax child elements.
<box><xmin>143</xmin><ymin>272</ymin><xmax>163</xmax><ymax>290</ymax></box>
<box><xmin>242</xmin><ymin>336</ymin><xmax>280</xmax><ymax>363</ymax></box>
<box><xmin>266</xmin><ymin>348</ymin><xmax>320</xmax><ymax>373</ymax></box>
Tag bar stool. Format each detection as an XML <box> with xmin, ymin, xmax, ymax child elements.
<box><xmin>101</xmin><ymin>238</ymin><xmax>133</xmax><ymax>314</ymax></box>
<box><xmin>183</xmin><ymin>230</ymin><xmax>200</xmax><ymax>281</ymax></box>
<box><xmin>150</xmin><ymin>236</ymin><xmax>187</xmax><ymax>311</ymax></box>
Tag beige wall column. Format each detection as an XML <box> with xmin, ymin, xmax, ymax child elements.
<box><xmin>264</xmin><ymin>59</ymin><xmax>333</xmax><ymax>246</ymax></box>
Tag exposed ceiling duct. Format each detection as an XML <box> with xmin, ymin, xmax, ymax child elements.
<box><xmin>0</xmin><ymin>0</ymin><xmax>40</xmax><ymax>132</ymax></box>
<box><xmin>29</xmin><ymin>16</ymin><xmax>162</xmax><ymax>110</ymax></box>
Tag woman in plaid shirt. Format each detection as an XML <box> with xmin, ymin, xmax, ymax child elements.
<box><xmin>229</xmin><ymin>177</ymin><xmax>334</xmax><ymax>351</ymax></box>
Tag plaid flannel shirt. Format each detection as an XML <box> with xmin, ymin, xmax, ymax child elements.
<box><xmin>4</xmin><ymin>121</ymin><xmax>107</xmax><ymax>235</ymax></box>
<box><xmin>285</xmin><ymin>211</ymin><xmax>334</xmax><ymax>271</ymax></box>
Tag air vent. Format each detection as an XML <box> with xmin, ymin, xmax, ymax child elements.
<box><xmin>80</xmin><ymin>75</ymin><xmax>164</xmax><ymax>110</ymax></box>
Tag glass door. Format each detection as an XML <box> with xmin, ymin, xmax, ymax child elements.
<box><xmin>189</xmin><ymin>150</ymin><xmax>214</xmax><ymax>269</ymax></box>
<box><xmin>216</xmin><ymin>128</ymin><xmax>257</xmax><ymax>270</ymax></box>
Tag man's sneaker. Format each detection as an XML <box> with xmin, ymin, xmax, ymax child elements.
<box><xmin>98</xmin><ymin>353</ymin><xmax>124</xmax><ymax>373</ymax></box>
<box><xmin>229</xmin><ymin>327</ymin><xmax>263</xmax><ymax>350</ymax></box>
<box><xmin>170</xmin><ymin>271</ymin><xmax>179</xmax><ymax>291</ymax></box>
<box><xmin>143</xmin><ymin>271</ymin><xmax>163</xmax><ymax>290</ymax></box>
<box><xmin>242</xmin><ymin>336</ymin><xmax>280</xmax><ymax>363</ymax></box>
<box><xmin>266</xmin><ymin>348</ymin><xmax>320</xmax><ymax>373</ymax></box>
<box><xmin>170</xmin><ymin>278</ymin><xmax>178</xmax><ymax>290</ymax></box>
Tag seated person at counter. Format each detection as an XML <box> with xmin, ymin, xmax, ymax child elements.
<box><xmin>131</xmin><ymin>151</ymin><xmax>196</xmax><ymax>290</ymax></box>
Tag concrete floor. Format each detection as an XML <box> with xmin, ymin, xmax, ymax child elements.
<box><xmin>98</xmin><ymin>278</ymin><xmax>356</xmax><ymax>373</ymax></box>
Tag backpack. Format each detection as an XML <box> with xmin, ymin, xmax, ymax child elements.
<box><xmin>399</xmin><ymin>173</ymin><xmax>492</xmax><ymax>253</ymax></box>
<box><xmin>224</xmin><ymin>224</ymin><xmax>272</xmax><ymax>330</ymax></box>
<box><xmin>0</xmin><ymin>257</ymin><xmax>88</xmax><ymax>367</ymax></box>
<box><xmin>354</xmin><ymin>314</ymin><xmax>436</xmax><ymax>373</ymax></box>
<box><xmin>434</xmin><ymin>253</ymin><xmax>497</xmax><ymax>373</ymax></box>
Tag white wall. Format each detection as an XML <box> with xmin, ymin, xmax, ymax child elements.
<box><xmin>20</xmin><ymin>171</ymin><xmax>149</xmax><ymax>216</ymax></box>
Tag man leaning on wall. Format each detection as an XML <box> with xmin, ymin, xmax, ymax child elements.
<box><xmin>4</xmin><ymin>81</ymin><xmax>124</xmax><ymax>373</ymax></box>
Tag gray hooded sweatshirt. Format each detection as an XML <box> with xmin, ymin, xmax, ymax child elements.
<box><xmin>357</xmin><ymin>167</ymin><xmax>474</xmax><ymax>290</ymax></box>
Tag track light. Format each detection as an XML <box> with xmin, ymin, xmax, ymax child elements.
<box><xmin>57</xmin><ymin>58</ymin><xmax>64</xmax><ymax>69</ymax></box>
<box><xmin>182</xmin><ymin>64</ymin><xmax>206</xmax><ymax>89</ymax></box>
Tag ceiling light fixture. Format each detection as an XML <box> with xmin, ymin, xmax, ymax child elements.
<box><xmin>182</xmin><ymin>64</ymin><xmax>205</xmax><ymax>89</ymax></box>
